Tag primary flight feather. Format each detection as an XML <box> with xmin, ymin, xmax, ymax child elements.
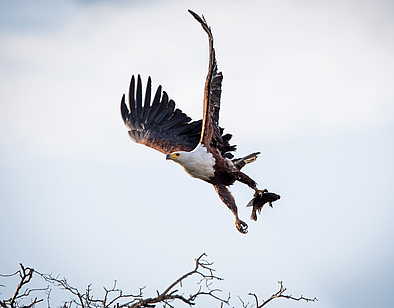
<box><xmin>120</xmin><ymin>10</ymin><xmax>280</xmax><ymax>233</ymax></box>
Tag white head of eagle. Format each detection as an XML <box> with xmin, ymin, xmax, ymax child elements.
<box><xmin>166</xmin><ymin>144</ymin><xmax>216</xmax><ymax>181</ymax></box>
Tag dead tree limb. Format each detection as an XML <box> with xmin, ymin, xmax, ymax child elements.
<box><xmin>0</xmin><ymin>264</ymin><xmax>47</xmax><ymax>308</ymax></box>
<box><xmin>249</xmin><ymin>281</ymin><xmax>317</xmax><ymax>307</ymax></box>
<box><xmin>1</xmin><ymin>255</ymin><xmax>317</xmax><ymax>308</ymax></box>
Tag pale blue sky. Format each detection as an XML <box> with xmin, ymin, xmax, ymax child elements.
<box><xmin>1</xmin><ymin>1</ymin><xmax>394</xmax><ymax>307</ymax></box>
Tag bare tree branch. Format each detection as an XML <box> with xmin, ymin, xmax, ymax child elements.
<box><xmin>1</xmin><ymin>256</ymin><xmax>317</xmax><ymax>308</ymax></box>
<box><xmin>249</xmin><ymin>281</ymin><xmax>318</xmax><ymax>307</ymax></box>
<box><xmin>0</xmin><ymin>264</ymin><xmax>46</xmax><ymax>308</ymax></box>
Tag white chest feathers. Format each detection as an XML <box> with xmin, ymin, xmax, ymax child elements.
<box><xmin>176</xmin><ymin>145</ymin><xmax>216</xmax><ymax>181</ymax></box>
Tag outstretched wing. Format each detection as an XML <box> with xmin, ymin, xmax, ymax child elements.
<box><xmin>121</xmin><ymin>75</ymin><xmax>201</xmax><ymax>154</ymax></box>
<box><xmin>188</xmin><ymin>10</ymin><xmax>223</xmax><ymax>148</ymax></box>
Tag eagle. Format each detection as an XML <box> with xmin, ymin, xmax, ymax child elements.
<box><xmin>120</xmin><ymin>10</ymin><xmax>280</xmax><ymax>233</ymax></box>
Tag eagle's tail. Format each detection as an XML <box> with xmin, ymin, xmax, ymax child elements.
<box><xmin>232</xmin><ymin>152</ymin><xmax>261</xmax><ymax>170</ymax></box>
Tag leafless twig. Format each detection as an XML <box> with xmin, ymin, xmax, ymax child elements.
<box><xmin>1</xmin><ymin>256</ymin><xmax>317</xmax><ymax>308</ymax></box>
<box><xmin>248</xmin><ymin>281</ymin><xmax>317</xmax><ymax>307</ymax></box>
<box><xmin>0</xmin><ymin>264</ymin><xmax>46</xmax><ymax>308</ymax></box>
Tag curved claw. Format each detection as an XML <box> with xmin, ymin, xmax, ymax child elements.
<box><xmin>235</xmin><ymin>219</ymin><xmax>248</xmax><ymax>234</ymax></box>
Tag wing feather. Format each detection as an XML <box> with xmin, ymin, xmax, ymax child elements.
<box><xmin>120</xmin><ymin>12</ymin><xmax>237</xmax><ymax>157</ymax></box>
<box><xmin>142</xmin><ymin>76</ymin><xmax>152</xmax><ymax>122</ymax></box>
<box><xmin>128</xmin><ymin>76</ymin><xmax>136</xmax><ymax>121</ymax></box>
<box><xmin>146</xmin><ymin>85</ymin><xmax>162</xmax><ymax>124</ymax></box>
<box><xmin>121</xmin><ymin>75</ymin><xmax>201</xmax><ymax>154</ymax></box>
<box><xmin>189</xmin><ymin>10</ymin><xmax>235</xmax><ymax>158</ymax></box>
<box><xmin>136</xmin><ymin>75</ymin><xmax>143</xmax><ymax>118</ymax></box>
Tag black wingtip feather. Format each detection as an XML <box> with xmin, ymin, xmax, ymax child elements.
<box><xmin>128</xmin><ymin>75</ymin><xmax>135</xmax><ymax>112</ymax></box>
<box><xmin>188</xmin><ymin>9</ymin><xmax>210</xmax><ymax>33</ymax></box>
<box><xmin>147</xmin><ymin>85</ymin><xmax>162</xmax><ymax>123</ymax></box>
<box><xmin>142</xmin><ymin>76</ymin><xmax>152</xmax><ymax>122</ymax></box>
<box><xmin>120</xmin><ymin>94</ymin><xmax>129</xmax><ymax>124</ymax></box>
<box><xmin>187</xmin><ymin>9</ymin><xmax>200</xmax><ymax>20</ymax></box>
<box><xmin>136</xmin><ymin>74</ymin><xmax>143</xmax><ymax>116</ymax></box>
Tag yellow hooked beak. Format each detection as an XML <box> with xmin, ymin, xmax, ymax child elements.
<box><xmin>166</xmin><ymin>153</ymin><xmax>179</xmax><ymax>160</ymax></box>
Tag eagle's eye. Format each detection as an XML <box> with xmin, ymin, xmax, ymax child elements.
<box><xmin>175</xmin><ymin>153</ymin><xmax>180</xmax><ymax>157</ymax></box>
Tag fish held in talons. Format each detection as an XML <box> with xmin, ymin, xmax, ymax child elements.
<box><xmin>247</xmin><ymin>190</ymin><xmax>281</xmax><ymax>221</ymax></box>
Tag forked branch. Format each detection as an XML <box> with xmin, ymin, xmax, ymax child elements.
<box><xmin>1</xmin><ymin>255</ymin><xmax>316</xmax><ymax>308</ymax></box>
<box><xmin>249</xmin><ymin>281</ymin><xmax>317</xmax><ymax>307</ymax></box>
<box><xmin>0</xmin><ymin>264</ymin><xmax>46</xmax><ymax>308</ymax></box>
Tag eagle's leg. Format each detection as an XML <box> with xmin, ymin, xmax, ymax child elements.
<box><xmin>213</xmin><ymin>184</ymin><xmax>248</xmax><ymax>234</ymax></box>
<box><xmin>234</xmin><ymin>171</ymin><xmax>266</xmax><ymax>192</ymax></box>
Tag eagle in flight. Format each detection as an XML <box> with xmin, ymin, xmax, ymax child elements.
<box><xmin>121</xmin><ymin>10</ymin><xmax>280</xmax><ymax>233</ymax></box>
